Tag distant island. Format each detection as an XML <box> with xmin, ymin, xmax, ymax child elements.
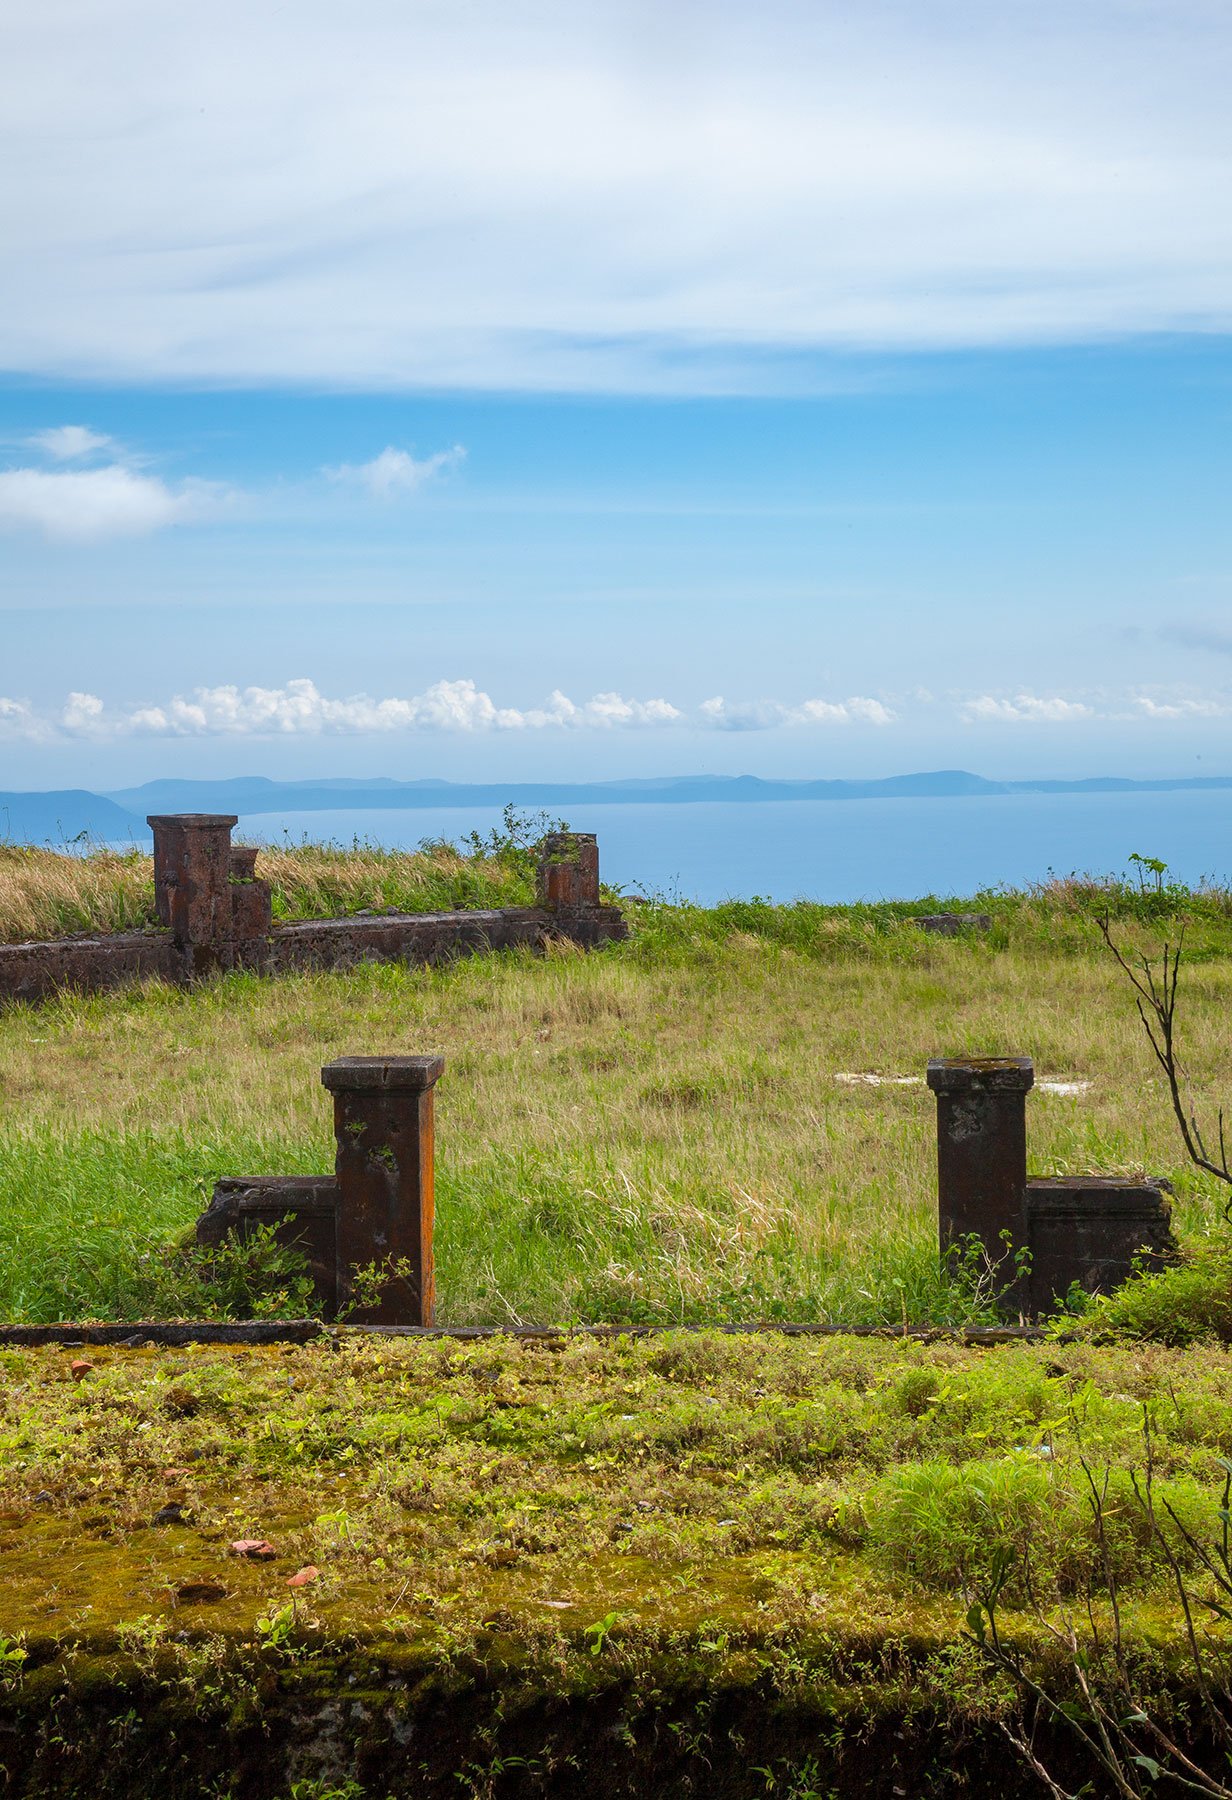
<box><xmin>3</xmin><ymin>769</ymin><xmax>1232</xmax><ymax>847</ymax></box>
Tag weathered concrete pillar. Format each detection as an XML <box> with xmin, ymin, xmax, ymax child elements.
<box><xmin>320</xmin><ymin>1056</ymin><xmax>445</xmax><ymax>1326</ymax></box>
<box><xmin>537</xmin><ymin>832</ymin><xmax>600</xmax><ymax>912</ymax></box>
<box><xmin>926</xmin><ymin>1057</ymin><xmax>1034</xmax><ymax>1294</ymax></box>
<box><xmin>148</xmin><ymin>814</ymin><xmax>238</xmax><ymax>975</ymax></box>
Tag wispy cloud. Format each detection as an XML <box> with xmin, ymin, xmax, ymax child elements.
<box><xmin>1160</xmin><ymin>622</ymin><xmax>1232</xmax><ymax>658</ymax></box>
<box><xmin>1</xmin><ymin>427</ymin><xmax>461</xmax><ymax>538</ymax></box>
<box><xmin>699</xmin><ymin>695</ymin><xmax>894</xmax><ymax>730</ymax></box>
<box><xmin>960</xmin><ymin>693</ymin><xmax>1095</xmax><ymax>724</ymax></box>
<box><xmin>3</xmin><ymin>2</ymin><xmax>1230</xmax><ymax>390</ymax></box>
<box><xmin>326</xmin><ymin>445</ymin><xmax>466</xmax><ymax>498</ymax></box>
<box><xmin>1135</xmin><ymin>695</ymin><xmax>1230</xmax><ymax>718</ymax></box>
<box><xmin>26</xmin><ymin>424</ymin><xmax>115</xmax><ymax>462</ymax></box>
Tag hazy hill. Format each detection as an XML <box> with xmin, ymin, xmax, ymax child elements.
<box><xmin>3</xmin><ymin>768</ymin><xmax>1232</xmax><ymax>846</ymax></box>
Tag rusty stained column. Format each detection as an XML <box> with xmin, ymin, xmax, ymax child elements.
<box><xmin>926</xmin><ymin>1057</ymin><xmax>1034</xmax><ymax>1298</ymax></box>
<box><xmin>147</xmin><ymin>813</ymin><xmax>238</xmax><ymax>976</ymax></box>
<box><xmin>321</xmin><ymin>1056</ymin><xmax>445</xmax><ymax>1326</ymax></box>
<box><xmin>537</xmin><ymin>832</ymin><xmax>601</xmax><ymax>912</ymax></box>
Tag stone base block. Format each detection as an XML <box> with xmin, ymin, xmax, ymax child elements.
<box><xmin>197</xmin><ymin>1176</ymin><xmax>340</xmax><ymax>1317</ymax></box>
<box><xmin>1025</xmin><ymin>1176</ymin><xmax>1175</xmax><ymax>1313</ymax></box>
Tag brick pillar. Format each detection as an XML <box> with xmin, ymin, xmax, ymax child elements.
<box><xmin>537</xmin><ymin>832</ymin><xmax>600</xmax><ymax>912</ymax></box>
<box><xmin>320</xmin><ymin>1056</ymin><xmax>445</xmax><ymax>1326</ymax></box>
<box><xmin>147</xmin><ymin>814</ymin><xmax>238</xmax><ymax>976</ymax></box>
<box><xmin>926</xmin><ymin>1057</ymin><xmax>1034</xmax><ymax>1297</ymax></box>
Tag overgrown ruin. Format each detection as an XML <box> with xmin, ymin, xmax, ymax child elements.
<box><xmin>0</xmin><ymin>815</ymin><xmax>626</xmax><ymax>1006</ymax></box>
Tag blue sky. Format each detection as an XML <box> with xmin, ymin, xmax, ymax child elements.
<box><xmin>2</xmin><ymin>1</ymin><xmax>1231</xmax><ymax>789</ymax></box>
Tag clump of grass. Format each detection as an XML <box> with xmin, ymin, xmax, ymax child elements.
<box><xmin>1065</xmin><ymin>1227</ymin><xmax>1232</xmax><ymax>1346</ymax></box>
<box><xmin>258</xmin><ymin>836</ymin><xmax>535</xmax><ymax>922</ymax></box>
<box><xmin>0</xmin><ymin>843</ymin><xmax>155</xmax><ymax>944</ymax></box>
<box><xmin>622</xmin><ymin>865</ymin><xmax>1232</xmax><ymax>968</ymax></box>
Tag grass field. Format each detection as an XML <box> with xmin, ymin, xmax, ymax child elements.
<box><xmin>2</xmin><ymin>848</ymin><xmax>1231</xmax><ymax>1327</ymax></box>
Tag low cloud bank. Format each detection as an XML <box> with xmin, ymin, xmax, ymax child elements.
<box><xmin>1</xmin><ymin>680</ymin><xmax>1227</xmax><ymax>743</ymax></box>
<box><xmin>0</xmin><ymin>678</ymin><xmax>893</xmax><ymax>741</ymax></box>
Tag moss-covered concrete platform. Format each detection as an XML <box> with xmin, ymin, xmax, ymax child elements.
<box><xmin>2</xmin><ymin>1329</ymin><xmax>1230</xmax><ymax>1796</ymax></box>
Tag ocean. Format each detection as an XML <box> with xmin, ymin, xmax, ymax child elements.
<box><xmin>234</xmin><ymin>786</ymin><xmax>1232</xmax><ymax>906</ymax></box>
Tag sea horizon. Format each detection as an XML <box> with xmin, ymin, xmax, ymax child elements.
<box><xmin>225</xmin><ymin>786</ymin><xmax>1232</xmax><ymax>907</ymax></box>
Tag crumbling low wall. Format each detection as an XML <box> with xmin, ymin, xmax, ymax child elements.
<box><xmin>266</xmin><ymin>904</ymin><xmax>624</xmax><ymax>975</ymax></box>
<box><xmin>0</xmin><ymin>821</ymin><xmax>626</xmax><ymax>1008</ymax></box>
<box><xmin>0</xmin><ymin>928</ymin><xmax>180</xmax><ymax>1007</ymax></box>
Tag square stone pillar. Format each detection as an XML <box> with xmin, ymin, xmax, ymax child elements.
<box><xmin>321</xmin><ymin>1056</ymin><xmax>445</xmax><ymax>1326</ymax></box>
<box><xmin>926</xmin><ymin>1057</ymin><xmax>1034</xmax><ymax>1298</ymax></box>
<box><xmin>148</xmin><ymin>814</ymin><xmax>238</xmax><ymax>976</ymax></box>
<box><xmin>537</xmin><ymin>832</ymin><xmax>600</xmax><ymax>912</ymax></box>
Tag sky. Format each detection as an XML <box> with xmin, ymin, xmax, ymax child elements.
<box><xmin>2</xmin><ymin>0</ymin><xmax>1231</xmax><ymax>790</ymax></box>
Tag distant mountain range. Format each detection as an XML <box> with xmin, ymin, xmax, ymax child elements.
<box><xmin>2</xmin><ymin>770</ymin><xmax>1231</xmax><ymax>846</ymax></box>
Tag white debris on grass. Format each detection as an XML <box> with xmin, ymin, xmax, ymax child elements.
<box><xmin>834</xmin><ymin>1072</ymin><xmax>1093</xmax><ymax>1095</ymax></box>
<box><xmin>834</xmin><ymin>1072</ymin><xmax>923</xmax><ymax>1088</ymax></box>
<box><xmin>832</xmin><ymin>1072</ymin><xmax>918</xmax><ymax>1087</ymax></box>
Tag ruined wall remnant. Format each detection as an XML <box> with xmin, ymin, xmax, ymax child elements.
<box><xmin>0</xmin><ymin>820</ymin><xmax>626</xmax><ymax>1007</ymax></box>
<box><xmin>0</xmin><ymin>930</ymin><xmax>180</xmax><ymax>1007</ymax></box>
<box><xmin>196</xmin><ymin>1056</ymin><xmax>444</xmax><ymax>1327</ymax></box>
<box><xmin>537</xmin><ymin>830</ymin><xmax>601</xmax><ymax>912</ymax></box>
<box><xmin>927</xmin><ymin>1054</ymin><xmax>1175</xmax><ymax>1316</ymax></box>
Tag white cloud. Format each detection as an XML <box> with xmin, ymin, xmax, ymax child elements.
<box><xmin>0</xmin><ymin>696</ymin><xmax>50</xmax><ymax>743</ymax></box>
<box><xmin>700</xmin><ymin>695</ymin><xmax>894</xmax><ymax>730</ymax></box>
<box><xmin>6</xmin><ymin>679</ymin><xmax>1231</xmax><ymax>742</ymax></box>
<box><xmin>2</xmin><ymin>2</ymin><xmax>1230</xmax><ymax>390</ymax></box>
<box><xmin>1135</xmin><ymin>695</ymin><xmax>1230</xmax><ymax>718</ymax></box>
<box><xmin>960</xmin><ymin>694</ymin><xmax>1095</xmax><ymax>724</ymax></box>
<box><xmin>27</xmin><ymin>425</ymin><xmax>114</xmax><ymax>461</ymax></box>
<box><xmin>43</xmin><ymin>678</ymin><xmax>685</xmax><ymax>739</ymax></box>
<box><xmin>0</xmin><ymin>464</ymin><xmax>230</xmax><ymax>541</ymax></box>
<box><xmin>327</xmin><ymin>445</ymin><xmax>466</xmax><ymax>498</ymax></box>
<box><xmin>61</xmin><ymin>692</ymin><xmax>105</xmax><ymax>731</ymax></box>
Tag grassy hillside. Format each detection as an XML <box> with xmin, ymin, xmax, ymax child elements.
<box><xmin>1</xmin><ymin>854</ymin><xmax>1231</xmax><ymax>1326</ymax></box>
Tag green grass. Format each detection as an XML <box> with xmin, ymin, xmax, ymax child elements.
<box><xmin>2</xmin><ymin>868</ymin><xmax>1232</xmax><ymax>1326</ymax></box>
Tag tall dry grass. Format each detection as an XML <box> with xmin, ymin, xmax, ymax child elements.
<box><xmin>0</xmin><ymin>845</ymin><xmax>154</xmax><ymax>944</ymax></box>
